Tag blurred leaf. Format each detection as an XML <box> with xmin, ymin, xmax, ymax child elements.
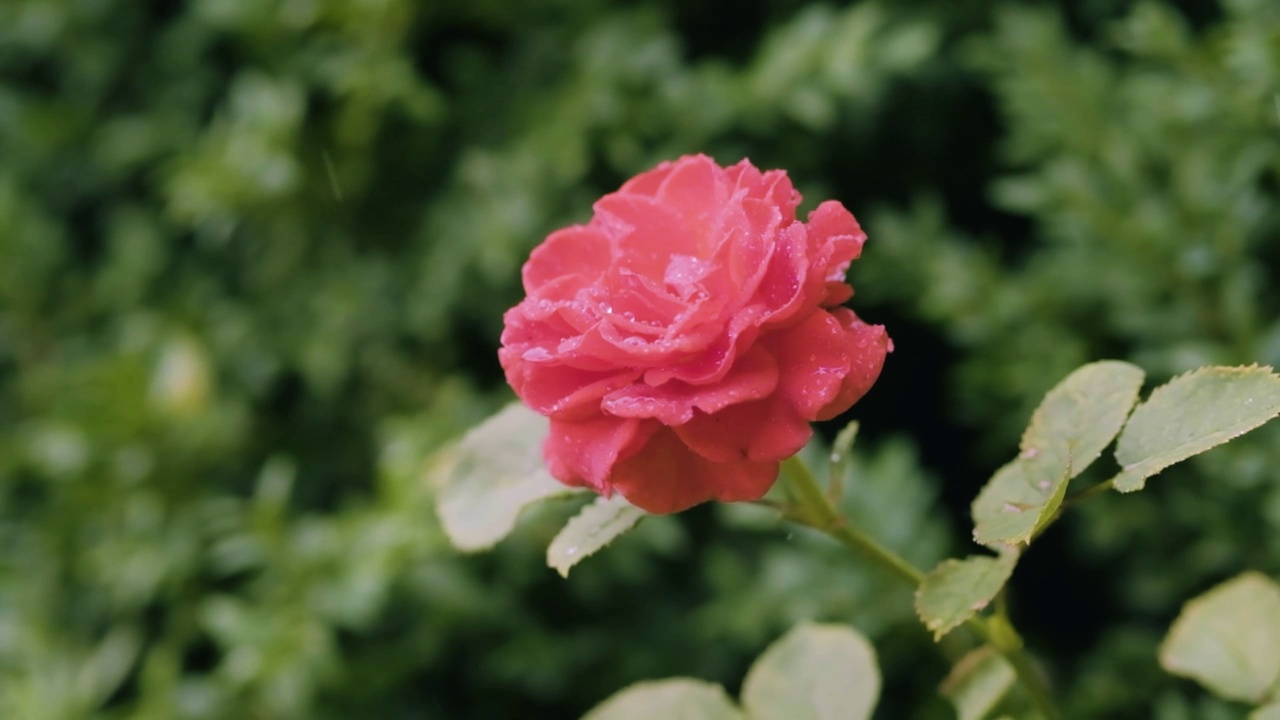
<box><xmin>1113</xmin><ymin>366</ymin><xmax>1280</xmax><ymax>492</ymax></box>
<box><xmin>1159</xmin><ymin>571</ymin><xmax>1280</xmax><ymax>703</ymax></box>
<box><xmin>740</xmin><ymin>622</ymin><xmax>880</xmax><ymax>720</ymax></box>
<box><xmin>915</xmin><ymin>552</ymin><xmax>1017</xmax><ymax>640</ymax></box>
<box><xmin>582</xmin><ymin>679</ymin><xmax>742</xmax><ymax>720</ymax></box>
<box><xmin>940</xmin><ymin>647</ymin><xmax>1016</xmax><ymax>720</ymax></box>
<box><xmin>828</xmin><ymin>420</ymin><xmax>859</xmax><ymax>495</ymax></box>
<box><xmin>547</xmin><ymin>494</ymin><xmax>647</xmax><ymax>578</ymax></box>
<box><xmin>1252</xmin><ymin>704</ymin><xmax>1280</xmax><ymax>720</ymax></box>
<box><xmin>436</xmin><ymin>403</ymin><xmax>584</xmax><ymax>552</ymax></box>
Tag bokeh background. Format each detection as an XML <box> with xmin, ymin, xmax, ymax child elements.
<box><xmin>2</xmin><ymin>0</ymin><xmax>1279</xmax><ymax>717</ymax></box>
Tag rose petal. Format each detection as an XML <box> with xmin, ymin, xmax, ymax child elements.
<box><xmin>655</xmin><ymin>154</ymin><xmax>724</xmax><ymax>241</ymax></box>
<box><xmin>523</xmin><ymin>226</ymin><xmax>612</xmax><ymax>295</ymax></box>
<box><xmin>513</xmin><ymin>362</ymin><xmax>642</xmax><ymax>419</ymax></box>
<box><xmin>753</xmin><ymin>223</ymin><xmax>811</xmax><ymax>326</ymax></box>
<box><xmin>593</xmin><ymin>194</ymin><xmax>702</xmax><ymax>279</ymax></box>
<box><xmin>815</xmin><ymin>308</ymin><xmax>891</xmax><ymax>420</ymax></box>
<box><xmin>768</xmin><ymin>309</ymin><xmax>853</xmax><ymax>419</ymax></box>
<box><xmin>674</xmin><ymin>394</ymin><xmax>812</xmax><ymax>463</ymax></box>
<box><xmin>608</xmin><ymin>427</ymin><xmax>779</xmax><ymax>513</ymax></box>
<box><xmin>544</xmin><ymin>415</ymin><xmax>656</xmax><ymax>491</ymax></box>
<box><xmin>601</xmin><ymin>345</ymin><xmax>778</xmax><ymax>425</ymax></box>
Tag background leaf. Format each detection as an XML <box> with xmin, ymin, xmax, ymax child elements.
<box><xmin>581</xmin><ymin>679</ymin><xmax>743</xmax><ymax>720</ymax></box>
<box><xmin>915</xmin><ymin>552</ymin><xmax>1018</xmax><ymax>640</ymax></box>
<box><xmin>547</xmin><ymin>494</ymin><xmax>647</xmax><ymax>578</ymax></box>
<box><xmin>1113</xmin><ymin>366</ymin><xmax>1280</xmax><ymax>492</ymax></box>
<box><xmin>1251</xmin><ymin>705</ymin><xmax>1280</xmax><ymax>720</ymax></box>
<box><xmin>436</xmin><ymin>403</ymin><xmax>584</xmax><ymax>551</ymax></box>
<box><xmin>1159</xmin><ymin>572</ymin><xmax>1280</xmax><ymax>704</ymax></box>
<box><xmin>740</xmin><ymin>623</ymin><xmax>880</xmax><ymax>720</ymax></box>
<box><xmin>940</xmin><ymin>647</ymin><xmax>1016</xmax><ymax>720</ymax></box>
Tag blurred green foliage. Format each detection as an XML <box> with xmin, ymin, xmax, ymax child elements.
<box><xmin>0</xmin><ymin>0</ymin><xmax>1277</xmax><ymax>717</ymax></box>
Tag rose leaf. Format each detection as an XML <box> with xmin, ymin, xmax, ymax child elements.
<box><xmin>1159</xmin><ymin>571</ymin><xmax>1280</xmax><ymax>704</ymax></box>
<box><xmin>971</xmin><ymin>448</ymin><xmax>1070</xmax><ymax>548</ymax></box>
<box><xmin>547</xmin><ymin>494</ymin><xmax>646</xmax><ymax>578</ymax></box>
<box><xmin>915</xmin><ymin>551</ymin><xmax>1018</xmax><ymax>641</ymax></box>
<box><xmin>971</xmin><ymin>361</ymin><xmax>1144</xmax><ymax>547</ymax></box>
<box><xmin>939</xmin><ymin>646</ymin><xmax>1016</xmax><ymax>720</ymax></box>
<box><xmin>436</xmin><ymin>402</ymin><xmax>585</xmax><ymax>552</ymax></box>
<box><xmin>741</xmin><ymin>623</ymin><xmax>880</xmax><ymax>720</ymax></box>
<box><xmin>1113</xmin><ymin>365</ymin><xmax>1280</xmax><ymax>492</ymax></box>
<box><xmin>1251</xmin><ymin>705</ymin><xmax>1280</xmax><ymax>720</ymax></box>
<box><xmin>581</xmin><ymin>679</ymin><xmax>743</xmax><ymax>720</ymax></box>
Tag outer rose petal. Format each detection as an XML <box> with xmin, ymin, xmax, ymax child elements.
<box><xmin>674</xmin><ymin>394</ymin><xmax>812</xmax><ymax>463</ymax></box>
<box><xmin>815</xmin><ymin>309</ymin><xmax>891</xmax><ymax>421</ymax></box>
<box><xmin>609</xmin><ymin>427</ymin><xmax>778</xmax><ymax>513</ymax></box>
<box><xmin>769</xmin><ymin>309</ymin><xmax>855</xmax><ymax>420</ymax></box>
<box><xmin>544</xmin><ymin>416</ymin><xmax>655</xmax><ymax>491</ymax></box>
<box><xmin>522</xmin><ymin>225</ymin><xmax>612</xmax><ymax>295</ymax></box>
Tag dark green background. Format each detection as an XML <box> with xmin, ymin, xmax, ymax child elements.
<box><xmin>2</xmin><ymin>0</ymin><xmax>1278</xmax><ymax>717</ymax></box>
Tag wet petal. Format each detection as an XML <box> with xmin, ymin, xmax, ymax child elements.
<box><xmin>545</xmin><ymin>416</ymin><xmax>656</xmax><ymax>491</ymax></box>
<box><xmin>608</xmin><ymin>427</ymin><xmax>779</xmax><ymax>513</ymax></box>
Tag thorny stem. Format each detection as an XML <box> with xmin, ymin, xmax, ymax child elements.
<box><xmin>779</xmin><ymin>455</ymin><xmax>1060</xmax><ymax>720</ymax></box>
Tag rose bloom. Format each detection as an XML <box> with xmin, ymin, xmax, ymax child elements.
<box><xmin>499</xmin><ymin>154</ymin><xmax>890</xmax><ymax>514</ymax></box>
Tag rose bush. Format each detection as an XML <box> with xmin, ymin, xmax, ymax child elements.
<box><xmin>499</xmin><ymin>154</ymin><xmax>890</xmax><ymax>513</ymax></box>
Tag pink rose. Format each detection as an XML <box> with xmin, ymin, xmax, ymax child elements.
<box><xmin>499</xmin><ymin>154</ymin><xmax>890</xmax><ymax>514</ymax></box>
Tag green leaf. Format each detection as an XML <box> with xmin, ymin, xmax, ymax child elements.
<box><xmin>436</xmin><ymin>402</ymin><xmax>585</xmax><ymax>552</ymax></box>
<box><xmin>915</xmin><ymin>551</ymin><xmax>1018</xmax><ymax>640</ymax></box>
<box><xmin>1113</xmin><ymin>366</ymin><xmax>1280</xmax><ymax>492</ymax></box>
<box><xmin>970</xmin><ymin>447</ymin><xmax>1070</xmax><ymax>547</ymax></box>
<box><xmin>972</xmin><ymin>361</ymin><xmax>1143</xmax><ymax>547</ymax></box>
<box><xmin>741</xmin><ymin>623</ymin><xmax>880</xmax><ymax>720</ymax></box>
<box><xmin>940</xmin><ymin>647</ymin><xmax>1016</xmax><ymax>720</ymax></box>
<box><xmin>582</xmin><ymin>679</ymin><xmax>743</xmax><ymax>720</ymax></box>
<box><xmin>1020</xmin><ymin>360</ymin><xmax>1145</xmax><ymax>476</ymax></box>
<box><xmin>547</xmin><ymin>494</ymin><xmax>647</xmax><ymax>578</ymax></box>
<box><xmin>828</xmin><ymin>420</ymin><xmax>859</xmax><ymax>500</ymax></box>
<box><xmin>1251</xmin><ymin>705</ymin><xmax>1280</xmax><ymax>720</ymax></box>
<box><xmin>1159</xmin><ymin>571</ymin><xmax>1280</xmax><ymax>704</ymax></box>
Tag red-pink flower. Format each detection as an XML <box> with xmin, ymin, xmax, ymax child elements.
<box><xmin>499</xmin><ymin>154</ymin><xmax>890</xmax><ymax>514</ymax></box>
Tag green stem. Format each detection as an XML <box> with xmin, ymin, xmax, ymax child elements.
<box><xmin>1062</xmin><ymin>477</ymin><xmax>1115</xmax><ymax>509</ymax></box>
<box><xmin>779</xmin><ymin>455</ymin><xmax>1059</xmax><ymax>720</ymax></box>
<box><xmin>781</xmin><ymin>456</ymin><xmax>923</xmax><ymax>586</ymax></box>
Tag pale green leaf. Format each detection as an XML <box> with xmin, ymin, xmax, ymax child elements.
<box><xmin>1159</xmin><ymin>572</ymin><xmax>1280</xmax><ymax>703</ymax></box>
<box><xmin>1251</xmin><ymin>704</ymin><xmax>1280</xmax><ymax>720</ymax></box>
<box><xmin>916</xmin><ymin>552</ymin><xmax>1018</xmax><ymax>640</ymax></box>
<box><xmin>828</xmin><ymin>420</ymin><xmax>859</xmax><ymax>500</ymax></box>
<box><xmin>971</xmin><ymin>447</ymin><xmax>1070</xmax><ymax>547</ymax></box>
<box><xmin>1113</xmin><ymin>366</ymin><xmax>1280</xmax><ymax>492</ymax></box>
<box><xmin>1020</xmin><ymin>360</ymin><xmax>1145</xmax><ymax>476</ymax></box>
<box><xmin>940</xmin><ymin>647</ymin><xmax>1016</xmax><ymax>720</ymax></box>
<box><xmin>547</xmin><ymin>494</ymin><xmax>647</xmax><ymax>578</ymax></box>
<box><xmin>972</xmin><ymin>361</ymin><xmax>1143</xmax><ymax>547</ymax></box>
<box><xmin>436</xmin><ymin>402</ymin><xmax>584</xmax><ymax>552</ymax></box>
<box><xmin>741</xmin><ymin>623</ymin><xmax>880</xmax><ymax>720</ymax></box>
<box><xmin>582</xmin><ymin>679</ymin><xmax>743</xmax><ymax>720</ymax></box>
